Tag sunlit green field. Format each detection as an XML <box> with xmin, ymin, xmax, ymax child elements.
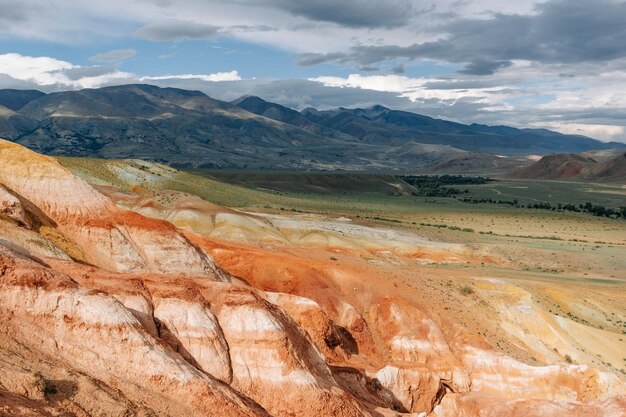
<box><xmin>463</xmin><ymin>179</ymin><xmax>626</xmax><ymax>208</ymax></box>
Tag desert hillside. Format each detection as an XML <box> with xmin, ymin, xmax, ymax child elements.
<box><xmin>0</xmin><ymin>138</ymin><xmax>625</xmax><ymax>416</ymax></box>
<box><xmin>508</xmin><ymin>151</ymin><xmax>626</xmax><ymax>181</ymax></box>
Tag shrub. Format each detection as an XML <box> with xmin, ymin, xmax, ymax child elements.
<box><xmin>33</xmin><ymin>372</ymin><xmax>57</xmax><ymax>397</ymax></box>
<box><xmin>459</xmin><ymin>286</ymin><xmax>474</xmax><ymax>296</ymax></box>
<box><xmin>370</xmin><ymin>378</ymin><xmax>383</xmax><ymax>390</ymax></box>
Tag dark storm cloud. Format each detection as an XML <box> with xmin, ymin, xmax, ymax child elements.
<box><xmin>357</xmin><ymin>66</ymin><xmax>379</xmax><ymax>72</ymax></box>
<box><xmin>245</xmin><ymin>0</ymin><xmax>416</xmax><ymax>28</ymax></box>
<box><xmin>136</xmin><ymin>20</ymin><xmax>221</xmax><ymax>41</ymax></box>
<box><xmin>458</xmin><ymin>60</ymin><xmax>512</xmax><ymax>75</ymax></box>
<box><xmin>135</xmin><ymin>20</ymin><xmax>277</xmax><ymax>42</ymax></box>
<box><xmin>298</xmin><ymin>52</ymin><xmax>349</xmax><ymax>66</ymax></box>
<box><xmin>298</xmin><ymin>0</ymin><xmax>626</xmax><ymax>74</ymax></box>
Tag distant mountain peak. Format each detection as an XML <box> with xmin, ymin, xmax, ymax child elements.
<box><xmin>231</xmin><ymin>95</ymin><xmax>264</xmax><ymax>106</ymax></box>
<box><xmin>368</xmin><ymin>104</ymin><xmax>390</xmax><ymax>113</ymax></box>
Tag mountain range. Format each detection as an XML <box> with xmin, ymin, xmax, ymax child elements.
<box><xmin>0</xmin><ymin>84</ymin><xmax>623</xmax><ymax>171</ymax></box>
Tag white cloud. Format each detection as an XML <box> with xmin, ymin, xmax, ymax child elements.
<box><xmin>0</xmin><ymin>53</ymin><xmax>74</xmax><ymax>86</ymax></box>
<box><xmin>0</xmin><ymin>53</ymin><xmax>133</xmax><ymax>88</ymax></box>
<box><xmin>140</xmin><ymin>71</ymin><xmax>242</xmax><ymax>82</ymax></box>
<box><xmin>0</xmin><ymin>53</ymin><xmax>241</xmax><ymax>90</ymax></box>
<box><xmin>538</xmin><ymin>123</ymin><xmax>625</xmax><ymax>142</ymax></box>
<box><xmin>309</xmin><ymin>73</ymin><xmax>507</xmax><ymax>103</ymax></box>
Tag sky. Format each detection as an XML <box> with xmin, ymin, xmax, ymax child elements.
<box><xmin>0</xmin><ymin>0</ymin><xmax>625</xmax><ymax>143</ymax></box>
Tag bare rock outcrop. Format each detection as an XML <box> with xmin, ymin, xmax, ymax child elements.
<box><xmin>212</xmin><ymin>286</ymin><xmax>368</xmax><ymax>417</ymax></box>
<box><xmin>375</xmin><ymin>297</ymin><xmax>470</xmax><ymax>392</ymax></box>
<box><xmin>39</xmin><ymin>257</ymin><xmax>370</xmax><ymax>417</ymax></box>
<box><xmin>0</xmin><ymin>138</ymin><xmax>224</xmax><ymax>276</ymax></box>
<box><xmin>462</xmin><ymin>345</ymin><xmax>626</xmax><ymax>401</ymax></box>
<box><xmin>153</xmin><ymin>297</ymin><xmax>232</xmax><ymax>383</ymax></box>
<box><xmin>0</xmin><ymin>185</ymin><xmax>30</xmax><ymax>228</ymax></box>
<box><xmin>0</xmin><ymin>245</ymin><xmax>267</xmax><ymax>417</ymax></box>
<box><xmin>432</xmin><ymin>392</ymin><xmax>626</xmax><ymax>417</ymax></box>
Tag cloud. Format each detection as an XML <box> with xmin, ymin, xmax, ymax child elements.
<box><xmin>296</xmin><ymin>0</ymin><xmax>626</xmax><ymax>74</ymax></box>
<box><xmin>90</xmin><ymin>48</ymin><xmax>137</xmax><ymax>63</ymax></box>
<box><xmin>62</xmin><ymin>66</ymin><xmax>121</xmax><ymax>81</ymax></box>
<box><xmin>136</xmin><ymin>20</ymin><xmax>221</xmax><ymax>41</ymax></box>
<box><xmin>0</xmin><ymin>53</ymin><xmax>127</xmax><ymax>90</ymax></box>
<box><xmin>140</xmin><ymin>71</ymin><xmax>242</xmax><ymax>82</ymax></box>
<box><xmin>458</xmin><ymin>60</ymin><xmax>512</xmax><ymax>76</ymax></box>
<box><xmin>298</xmin><ymin>52</ymin><xmax>348</xmax><ymax>66</ymax></box>
<box><xmin>309</xmin><ymin>74</ymin><xmax>425</xmax><ymax>94</ymax></box>
<box><xmin>0</xmin><ymin>53</ymin><xmax>74</xmax><ymax>86</ymax></box>
<box><xmin>248</xmin><ymin>0</ymin><xmax>416</xmax><ymax>28</ymax></box>
<box><xmin>390</xmin><ymin>64</ymin><xmax>405</xmax><ymax>74</ymax></box>
<box><xmin>539</xmin><ymin>123</ymin><xmax>625</xmax><ymax>142</ymax></box>
<box><xmin>0</xmin><ymin>53</ymin><xmax>240</xmax><ymax>90</ymax></box>
<box><xmin>0</xmin><ymin>0</ymin><xmax>31</xmax><ymax>22</ymax></box>
<box><xmin>307</xmin><ymin>73</ymin><xmax>504</xmax><ymax>103</ymax></box>
<box><xmin>228</xmin><ymin>24</ymin><xmax>277</xmax><ymax>33</ymax></box>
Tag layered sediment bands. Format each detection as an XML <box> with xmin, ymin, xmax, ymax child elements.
<box><xmin>0</xmin><ymin>247</ymin><xmax>267</xmax><ymax>417</ymax></box>
<box><xmin>432</xmin><ymin>393</ymin><xmax>626</xmax><ymax>417</ymax></box>
<box><xmin>210</xmin><ymin>286</ymin><xmax>368</xmax><ymax>417</ymax></box>
<box><xmin>0</xmin><ymin>219</ymin><xmax>70</xmax><ymax>260</ymax></box>
<box><xmin>153</xmin><ymin>297</ymin><xmax>232</xmax><ymax>383</ymax></box>
<box><xmin>0</xmin><ymin>185</ymin><xmax>30</xmax><ymax>228</ymax></box>
<box><xmin>0</xmin><ymin>140</ymin><xmax>114</xmax><ymax>220</ymax></box>
<box><xmin>375</xmin><ymin>365</ymin><xmax>447</xmax><ymax>414</ymax></box>
<box><xmin>263</xmin><ymin>291</ymin><xmax>357</xmax><ymax>362</ymax></box>
<box><xmin>461</xmin><ymin>345</ymin><xmax>626</xmax><ymax>401</ymax></box>
<box><xmin>374</xmin><ymin>297</ymin><xmax>470</xmax><ymax>392</ymax></box>
<box><xmin>64</xmin><ymin>212</ymin><xmax>225</xmax><ymax>275</ymax></box>
<box><xmin>185</xmin><ymin>234</ymin><xmax>381</xmax><ymax>359</ymax></box>
<box><xmin>0</xmin><ymin>139</ymin><xmax>223</xmax><ymax>276</ymax></box>
<box><xmin>41</xmin><ymin>259</ymin><xmax>369</xmax><ymax>416</ymax></box>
